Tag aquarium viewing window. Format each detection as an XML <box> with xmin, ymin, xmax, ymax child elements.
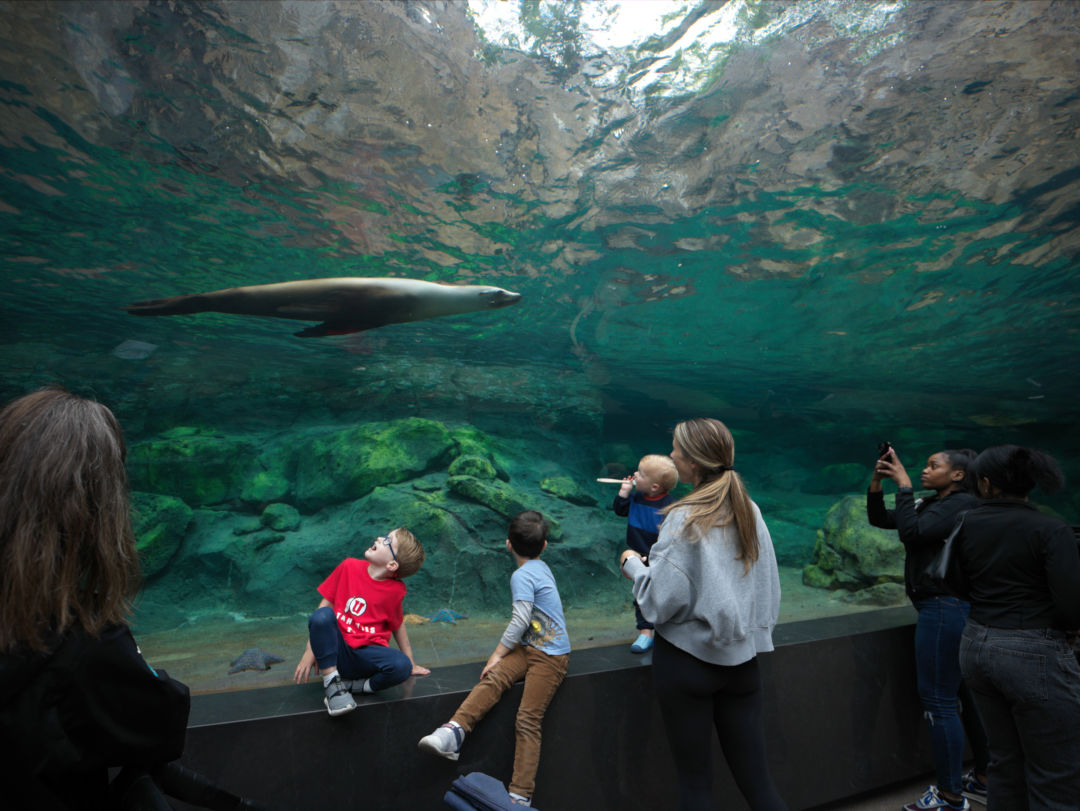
<box><xmin>0</xmin><ymin>0</ymin><xmax>1076</xmax><ymax>699</ymax></box>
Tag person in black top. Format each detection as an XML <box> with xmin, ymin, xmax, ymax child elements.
<box><xmin>0</xmin><ymin>388</ymin><xmax>264</xmax><ymax>810</ymax></box>
<box><xmin>955</xmin><ymin>446</ymin><xmax>1080</xmax><ymax>810</ymax></box>
<box><xmin>868</xmin><ymin>447</ymin><xmax>989</xmax><ymax>810</ymax></box>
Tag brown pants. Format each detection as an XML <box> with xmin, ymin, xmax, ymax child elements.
<box><xmin>451</xmin><ymin>645</ymin><xmax>569</xmax><ymax>798</ymax></box>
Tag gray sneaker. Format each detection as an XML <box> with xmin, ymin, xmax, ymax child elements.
<box><xmin>418</xmin><ymin>723</ymin><xmax>464</xmax><ymax>761</ymax></box>
<box><xmin>323</xmin><ymin>675</ymin><xmax>357</xmax><ymax>716</ymax></box>
<box><xmin>339</xmin><ymin>677</ymin><xmax>372</xmax><ymax>695</ymax></box>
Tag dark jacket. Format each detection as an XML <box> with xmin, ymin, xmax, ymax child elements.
<box><xmin>0</xmin><ymin>623</ymin><xmax>189</xmax><ymax>809</ymax></box>
<box><xmin>866</xmin><ymin>487</ymin><xmax>979</xmax><ymax>602</ymax></box>
<box><xmin>955</xmin><ymin>499</ymin><xmax>1080</xmax><ymax>630</ymax></box>
<box><xmin>613</xmin><ymin>490</ymin><xmax>675</xmax><ymax>556</ymax></box>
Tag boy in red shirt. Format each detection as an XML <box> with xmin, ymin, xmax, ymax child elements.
<box><xmin>293</xmin><ymin>527</ymin><xmax>429</xmax><ymax>716</ymax></box>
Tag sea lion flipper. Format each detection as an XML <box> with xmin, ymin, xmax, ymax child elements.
<box><xmin>294</xmin><ymin>322</ymin><xmax>369</xmax><ymax>338</ymax></box>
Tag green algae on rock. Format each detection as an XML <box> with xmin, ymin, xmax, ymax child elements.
<box><xmin>128</xmin><ymin>429</ymin><xmax>260</xmax><ymax>506</ymax></box>
<box><xmin>132</xmin><ymin>491</ymin><xmax>193</xmax><ymax>578</ymax></box>
<box><xmin>260</xmin><ymin>502</ymin><xmax>301</xmax><ymax>532</ymax></box>
<box><xmin>802</xmin><ymin>494</ymin><xmax>904</xmax><ymax>592</ymax></box>
<box><xmin>539</xmin><ymin>475</ymin><xmax>598</xmax><ymax>507</ymax></box>
<box><xmin>295</xmin><ymin>417</ymin><xmax>455</xmax><ymax>511</ymax></box>
<box><xmin>448</xmin><ymin>454</ymin><xmax>499</xmax><ymax>480</ymax></box>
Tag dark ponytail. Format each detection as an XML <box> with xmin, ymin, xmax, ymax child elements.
<box><xmin>972</xmin><ymin>445</ymin><xmax>1064</xmax><ymax>498</ymax></box>
<box><xmin>942</xmin><ymin>448</ymin><xmax>978</xmax><ymax>494</ymax></box>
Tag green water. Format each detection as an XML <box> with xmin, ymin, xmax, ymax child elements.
<box><xmin>1</xmin><ymin>1</ymin><xmax>1077</xmax><ymax>685</ymax></box>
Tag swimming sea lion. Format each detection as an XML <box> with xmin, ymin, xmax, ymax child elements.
<box><xmin>124</xmin><ymin>277</ymin><xmax>522</xmax><ymax>337</ymax></box>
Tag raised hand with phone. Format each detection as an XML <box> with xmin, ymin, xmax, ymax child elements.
<box><xmin>871</xmin><ymin>440</ymin><xmax>914</xmax><ymax>491</ymax></box>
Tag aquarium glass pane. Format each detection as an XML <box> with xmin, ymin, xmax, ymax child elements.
<box><xmin>1</xmin><ymin>0</ymin><xmax>1077</xmax><ymax>693</ymax></box>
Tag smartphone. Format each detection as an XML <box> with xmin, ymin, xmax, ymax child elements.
<box><xmin>877</xmin><ymin>441</ymin><xmax>892</xmax><ymax>460</ymax></box>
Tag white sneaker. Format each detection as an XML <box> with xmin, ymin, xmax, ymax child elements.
<box><xmin>418</xmin><ymin>723</ymin><xmax>464</xmax><ymax>761</ymax></box>
<box><xmin>902</xmin><ymin>785</ymin><xmax>970</xmax><ymax>811</ymax></box>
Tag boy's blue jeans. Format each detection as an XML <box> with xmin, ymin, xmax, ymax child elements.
<box><xmin>960</xmin><ymin>620</ymin><xmax>1080</xmax><ymax>809</ymax></box>
<box><xmin>308</xmin><ymin>605</ymin><xmax>411</xmax><ymax>691</ymax></box>
<box><xmin>913</xmin><ymin>596</ymin><xmax>986</xmax><ymax>796</ymax></box>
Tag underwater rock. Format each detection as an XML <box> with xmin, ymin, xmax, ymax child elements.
<box><xmin>839</xmin><ymin>583</ymin><xmax>907</xmax><ymax>607</ymax></box>
<box><xmin>232</xmin><ymin>517</ymin><xmax>263</xmax><ymax>536</ymax></box>
<box><xmin>128</xmin><ymin>429</ymin><xmax>261</xmax><ymax>506</ymax></box>
<box><xmin>448</xmin><ymin>454</ymin><xmax>498</xmax><ymax>480</ymax></box>
<box><xmin>239</xmin><ymin>448</ymin><xmax>293</xmax><ymax>505</ymax></box>
<box><xmin>261</xmin><ymin>502</ymin><xmax>301</xmax><ymax>532</ymax></box>
<box><xmin>131</xmin><ymin>491</ymin><xmax>192</xmax><ymax>578</ymax></box>
<box><xmin>446</xmin><ymin>475</ymin><xmax>529</xmax><ymax>519</ymax></box>
<box><xmin>801</xmin><ymin>494</ymin><xmax>903</xmax><ymax>591</ymax></box>
<box><xmin>449</xmin><ymin>426</ymin><xmax>510</xmax><ymax>481</ymax></box>
<box><xmin>252</xmin><ymin>531</ymin><xmax>286</xmax><ymax>549</ymax></box>
<box><xmin>295</xmin><ymin>417</ymin><xmax>455</xmax><ymax>511</ymax></box>
<box><xmin>412</xmin><ymin>478</ymin><xmax>444</xmax><ymax>492</ymax></box>
<box><xmin>228</xmin><ymin>648</ymin><xmax>285</xmax><ymax>674</ymax></box>
<box><xmin>539</xmin><ymin>475</ymin><xmax>598</xmax><ymax>507</ymax></box>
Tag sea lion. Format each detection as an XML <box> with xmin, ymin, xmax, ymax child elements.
<box><xmin>124</xmin><ymin>277</ymin><xmax>522</xmax><ymax>337</ymax></box>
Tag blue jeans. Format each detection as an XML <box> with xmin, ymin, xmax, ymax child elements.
<box><xmin>914</xmin><ymin>596</ymin><xmax>984</xmax><ymax>795</ymax></box>
<box><xmin>960</xmin><ymin>621</ymin><xmax>1080</xmax><ymax>810</ymax></box>
<box><xmin>308</xmin><ymin>605</ymin><xmax>411</xmax><ymax>691</ymax></box>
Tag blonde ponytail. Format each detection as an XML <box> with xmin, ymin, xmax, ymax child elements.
<box><xmin>663</xmin><ymin>418</ymin><xmax>759</xmax><ymax>572</ymax></box>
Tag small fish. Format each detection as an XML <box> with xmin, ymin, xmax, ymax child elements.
<box><xmin>228</xmin><ymin>648</ymin><xmax>285</xmax><ymax>674</ymax></box>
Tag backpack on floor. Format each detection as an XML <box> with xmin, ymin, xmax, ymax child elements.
<box><xmin>443</xmin><ymin>772</ymin><xmax>531</xmax><ymax>811</ymax></box>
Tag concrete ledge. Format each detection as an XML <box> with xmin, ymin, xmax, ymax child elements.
<box><xmin>176</xmin><ymin>606</ymin><xmax>927</xmax><ymax>810</ymax></box>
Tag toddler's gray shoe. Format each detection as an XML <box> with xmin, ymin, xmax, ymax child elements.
<box><xmin>323</xmin><ymin>675</ymin><xmax>357</xmax><ymax>716</ymax></box>
<box><xmin>418</xmin><ymin>723</ymin><xmax>464</xmax><ymax>761</ymax></box>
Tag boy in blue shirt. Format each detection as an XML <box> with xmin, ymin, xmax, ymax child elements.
<box><xmin>613</xmin><ymin>454</ymin><xmax>678</xmax><ymax>653</ymax></box>
<box><xmin>418</xmin><ymin>510</ymin><xmax>570</xmax><ymax>808</ymax></box>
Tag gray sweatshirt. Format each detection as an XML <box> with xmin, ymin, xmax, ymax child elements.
<box><xmin>624</xmin><ymin>502</ymin><xmax>781</xmax><ymax>666</ymax></box>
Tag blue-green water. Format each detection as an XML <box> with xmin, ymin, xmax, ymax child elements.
<box><xmin>1</xmin><ymin>1</ymin><xmax>1077</xmax><ymax>687</ymax></box>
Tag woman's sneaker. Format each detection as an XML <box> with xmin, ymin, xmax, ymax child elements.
<box><xmin>323</xmin><ymin>675</ymin><xmax>357</xmax><ymax>716</ymax></box>
<box><xmin>418</xmin><ymin>723</ymin><xmax>464</xmax><ymax>761</ymax></box>
<box><xmin>902</xmin><ymin>785</ymin><xmax>970</xmax><ymax>810</ymax></box>
<box><xmin>961</xmin><ymin>769</ymin><xmax>988</xmax><ymax>805</ymax></box>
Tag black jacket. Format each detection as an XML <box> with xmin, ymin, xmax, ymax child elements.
<box><xmin>955</xmin><ymin>499</ymin><xmax>1080</xmax><ymax>630</ymax></box>
<box><xmin>0</xmin><ymin>623</ymin><xmax>189</xmax><ymax>809</ymax></box>
<box><xmin>867</xmin><ymin>487</ymin><xmax>979</xmax><ymax>602</ymax></box>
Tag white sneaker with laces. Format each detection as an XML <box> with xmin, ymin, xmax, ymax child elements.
<box><xmin>418</xmin><ymin>723</ymin><xmax>464</xmax><ymax>761</ymax></box>
<box><xmin>902</xmin><ymin>785</ymin><xmax>970</xmax><ymax>811</ymax></box>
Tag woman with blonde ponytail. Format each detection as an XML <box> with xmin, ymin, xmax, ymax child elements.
<box><xmin>620</xmin><ymin>418</ymin><xmax>785</xmax><ymax>811</ymax></box>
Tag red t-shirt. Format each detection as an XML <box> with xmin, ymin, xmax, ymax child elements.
<box><xmin>317</xmin><ymin>558</ymin><xmax>405</xmax><ymax>648</ymax></box>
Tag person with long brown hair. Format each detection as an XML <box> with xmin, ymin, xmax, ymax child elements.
<box><xmin>0</xmin><ymin>388</ymin><xmax>190</xmax><ymax>808</ymax></box>
<box><xmin>620</xmin><ymin>418</ymin><xmax>786</xmax><ymax>811</ymax></box>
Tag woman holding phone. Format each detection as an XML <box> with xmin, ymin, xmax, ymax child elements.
<box><xmin>868</xmin><ymin>445</ymin><xmax>989</xmax><ymax>810</ymax></box>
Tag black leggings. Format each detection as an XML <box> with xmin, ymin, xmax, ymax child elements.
<box><xmin>652</xmin><ymin>635</ymin><xmax>787</xmax><ymax>811</ymax></box>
